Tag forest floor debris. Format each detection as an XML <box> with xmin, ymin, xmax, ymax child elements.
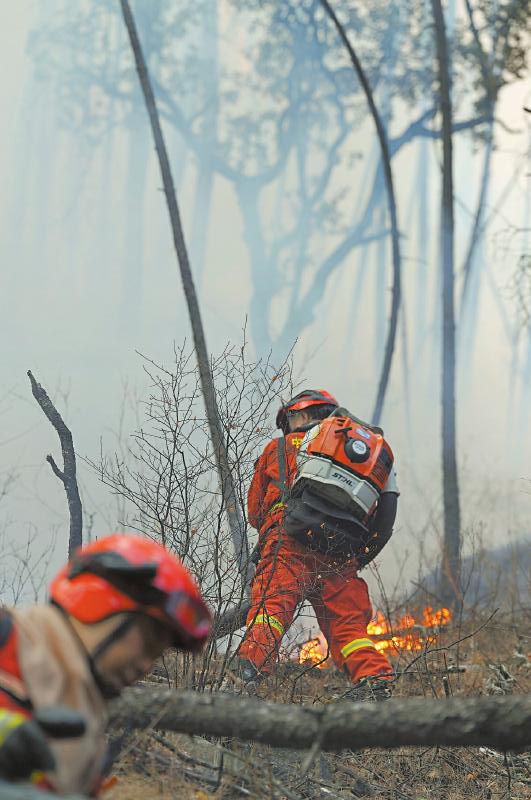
<box><xmin>106</xmin><ymin>618</ymin><xmax>531</xmax><ymax>799</ymax></box>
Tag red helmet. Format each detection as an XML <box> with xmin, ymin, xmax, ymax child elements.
<box><xmin>49</xmin><ymin>534</ymin><xmax>211</xmax><ymax>651</ymax></box>
<box><xmin>276</xmin><ymin>389</ymin><xmax>339</xmax><ymax>433</ymax></box>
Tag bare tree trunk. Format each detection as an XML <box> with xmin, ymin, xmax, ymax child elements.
<box><xmin>27</xmin><ymin>371</ymin><xmax>82</xmax><ymax>556</ymax></box>
<box><xmin>237</xmin><ymin>180</ymin><xmax>275</xmax><ymax>353</ymax></box>
<box><xmin>431</xmin><ymin>0</ymin><xmax>461</xmax><ymax>608</ymax></box>
<box><xmin>121</xmin><ymin>109</ymin><xmax>148</xmax><ymax>332</ymax></box>
<box><xmin>460</xmin><ymin>119</ymin><xmax>494</xmax><ymax>311</ymax></box>
<box><xmin>110</xmin><ymin>688</ymin><xmax>531</xmax><ymax>751</ymax></box>
<box><xmin>119</xmin><ymin>0</ymin><xmax>250</xmax><ymax>587</ymax></box>
<box><xmin>190</xmin><ymin>0</ymin><xmax>219</xmax><ymax>283</ymax></box>
<box><xmin>457</xmin><ymin>119</ymin><xmax>493</xmax><ymax>383</ymax></box>
<box><xmin>460</xmin><ymin>0</ymin><xmax>497</xmax><ymax>320</ymax></box>
<box><xmin>318</xmin><ymin>0</ymin><xmax>402</xmax><ymax>426</ymax></box>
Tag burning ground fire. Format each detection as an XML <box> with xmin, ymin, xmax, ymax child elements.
<box><xmin>298</xmin><ymin>607</ymin><xmax>452</xmax><ymax>667</ymax></box>
<box><xmin>299</xmin><ymin>631</ymin><xmax>331</xmax><ymax>668</ymax></box>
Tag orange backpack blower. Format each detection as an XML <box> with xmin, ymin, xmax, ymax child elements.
<box><xmin>280</xmin><ymin>408</ymin><xmax>394</xmax><ymax>558</ymax></box>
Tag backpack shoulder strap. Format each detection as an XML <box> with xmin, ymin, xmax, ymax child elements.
<box><xmin>272</xmin><ymin>436</ymin><xmax>288</xmax><ymax>499</ymax></box>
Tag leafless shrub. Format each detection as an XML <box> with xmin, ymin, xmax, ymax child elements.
<box><xmin>87</xmin><ymin>337</ymin><xmax>296</xmax><ymax>685</ymax></box>
<box><xmin>0</xmin><ymin>474</ymin><xmax>57</xmax><ymax>606</ymax></box>
<box><xmin>0</xmin><ymin>525</ymin><xmax>57</xmax><ymax>606</ymax></box>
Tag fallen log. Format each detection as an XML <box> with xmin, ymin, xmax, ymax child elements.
<box><xmin>109</xmin><ymin>688</ymin><xmax>531</xmax><ymax>751</ymax></box>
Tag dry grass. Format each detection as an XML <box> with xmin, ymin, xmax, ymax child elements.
<box><xmin>106</xmin><ymin>616</ymin><xmax>531</xmax><ymax>800</ymax></box>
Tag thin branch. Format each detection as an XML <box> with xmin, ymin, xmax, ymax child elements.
<box><xmin>213</xmin><ymin>601</ymin><xmax>250</xmax><ymax>639</ymax></box>
<box><xmin>46</xmin><ymin>455</ymin><xmax>65</xmax><ymax>482</ymax></box>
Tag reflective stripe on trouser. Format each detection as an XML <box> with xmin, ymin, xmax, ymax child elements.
<box><xmin>238</xmin><ymin>532</ymin><xmax>306</xmax><ymax>673</ymax></box>
<box><xmin>239</xmin><ymin>608</ymin><xmax>287</xmax><ymax>673</ymax></box>
<box><xmin>252</xmin><ymin>614</ymin><xmax>285</xmax><ymax>637</ymax></box>
<box><xmin>340</xmin><ymin>638</ymin><xmax>376</xmax><ymax>659</ymax></box>
<box><xmin>239</xmin><ymin>527</ymin><xmax>393</xmax><ymax>680</ymax></box>
<box><xmin>312</xmin><ymin>574</ymin><xmax>393</xmax><ymax>682</ymax></box>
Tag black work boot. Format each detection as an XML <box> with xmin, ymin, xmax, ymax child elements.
<box><xmin>237</xmin><ymin>658</ymin><xmax>265</xmax><ymax>695</ymax></box>
<box><xmin>221</xmin><ymin>658</ymin><xmax>265</xmax><ymax>695</ymax></box>
<box><xmin>340</xmin><ymin>676</ymin><xmax>394</xmax><ymax>702</ymax></box>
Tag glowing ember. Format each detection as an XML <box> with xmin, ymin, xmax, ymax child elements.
<box><xmin>299</xmin><ymin>631</ymin><xmax>331</xmax><ymax>668</ymax></box>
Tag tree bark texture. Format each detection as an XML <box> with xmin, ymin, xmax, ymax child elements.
<box><xmin>431</xmin><ymin>0</ymin><xmax>461</xmax><ymax>607</ymax></box>
<box><xmin>27</xmin><ymin>370</ymin><xmax>82</xmax><ymax>556</ymax></box>
<box><xmin>109</xmin><ymin>688</ymin><xmax>531</xmax><ymax>751</ymax></box>
<box><xmin>119</xmin><ymin>0</ymin><xmax>250</xmax><ymax>586</ymax></box>
<box><xmin>318</xmin><ymin>0</ymin><xmax>402</xmax><ymax>427</ymax></box>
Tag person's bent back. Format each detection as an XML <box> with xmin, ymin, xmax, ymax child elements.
<box><xmin>0</xmin><ymin>534</ymin><xmax>211</xmax><ymax>796</ymax></box>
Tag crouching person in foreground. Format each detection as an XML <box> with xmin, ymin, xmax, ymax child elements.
<box><xmin>0</xmin><ymin>534</ymin><xmax>211</xmax><ymax>796</ymax></box>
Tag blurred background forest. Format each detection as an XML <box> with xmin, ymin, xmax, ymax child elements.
<box><xmin>0</xmin><ymin>0</ymin><xmax>530</xmax><ymax>609</ymax></box>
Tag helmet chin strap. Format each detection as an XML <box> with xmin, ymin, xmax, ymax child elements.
<box><xmin>52</xmin><ymin>602</ymin><xmax>139</xmax><ymax>700</ymax></box>
<box><xmin>89</xmin><ymin>615</ymin><xmax>138</xmax><ymax>700</ymax></box>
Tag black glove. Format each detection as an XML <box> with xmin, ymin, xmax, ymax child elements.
<box><xmin>0</xmin><ymin>706</ymin><xmax>86</xmax><ymax>781</ymax></box>
<box><xmin>250</xmin><ymin>545</ymin><xmax>260</xmax><ymax>566</ymax></box>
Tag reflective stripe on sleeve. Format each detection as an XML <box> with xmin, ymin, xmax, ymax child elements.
<box><xmin>340</xmin><ymin>638</ymin><xmax>376</xmax><ymax>659</ymax></box>
<box><xmin>0</xmin><ymin>709</ymin><xmax>25</xmax><ymax>744</ymax></box>
<box><xmin>253</xmin><ymin>614</ymin><xmax>284</xmax><ymax>636</ymax></box>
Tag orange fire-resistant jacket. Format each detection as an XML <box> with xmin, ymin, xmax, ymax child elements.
<box><xmin>247</xmin><ymin>432</ymin><xmax>304</xmax><ymax>536</ymax></box>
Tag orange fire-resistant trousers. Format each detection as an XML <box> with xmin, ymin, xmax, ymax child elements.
<box><xmin>238</xmin><ymin>527</ymin><xmax>393</xmax><ymax>682</ymax></box>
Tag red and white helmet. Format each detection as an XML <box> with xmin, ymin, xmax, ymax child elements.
<box><xmin>276</xmin><ymin>389</ymin><xmax>339</xmax><ymax>434</ymax></box>
<box><xmin>50</xmin><ymin>534</ymin><xmax>211</xmax><ymax>651</ymax></box>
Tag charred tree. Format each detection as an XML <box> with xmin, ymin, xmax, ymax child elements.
<box><xmin>431</xmin><ymin>0</ymin><xmax>461</xmax><ymax>607</ymax></box>
<box><xmin>27</xmin><ymin>371</ymin><xmax>82</xmax><ymax>556</ymax></box>
<box><xmin>119</xmin><ymin>0</ymin><xmax>250</xmax><ymax>588</ymax></box>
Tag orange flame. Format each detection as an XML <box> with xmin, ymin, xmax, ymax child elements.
<box><xmin>298</xmin><ymin>607</ymin><xmax>452</xmax><ymax>665</ymax></box>
<box><xmin>368</xmin><ymin>606</ymin><xmax>452</xmax><ymax>654</ymax></box>
<box><xmin>366</xmin><ymin>610</ymin><xmax>391</xmax><ymax>636</ymax></box>
<box><xmin>422</xmin><ymin>606</ymin><xmax>452</xmax><ymax>627</ymax></box>
<box><xmin>298</xmin><ymin>631</ymin><xmax>331</xmax><ymax>668</ymax></box>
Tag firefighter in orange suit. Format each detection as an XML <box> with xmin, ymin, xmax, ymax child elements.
<box><xmin>0</xmin><ymin>534</ymin><xmax>211</xmax><ymax>795</ymax></box>
<box><xmin>237</xmin><ymin>390</ymin><xmax>398</xmax><ymax>698</ymax></box>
